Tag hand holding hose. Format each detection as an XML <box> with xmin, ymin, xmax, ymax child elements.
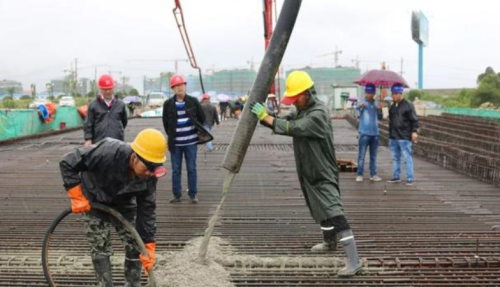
<box><xmin>139</xmin><ymin>242</ymin><xmax>156</xmax><ymax>275</ymax></box>
<box><xmin>250</xmin><ymin>102</ymin><xmax>269</xmax><ymax>120</ymax></box>
<box><xmin>67</xmin><ymin>185</ymin><xmax>91</xmax><ymax>213</ymax></box>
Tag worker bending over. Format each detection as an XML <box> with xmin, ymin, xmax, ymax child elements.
<box><xmin>59</xmin><ymin>129</ymin><xmax>167</xmax><ymax>286</ymax></box>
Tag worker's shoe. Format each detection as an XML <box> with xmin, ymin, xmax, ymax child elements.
<box><xmin>189</xmin><ymin>195</ymin><xmax>199</xmax><ymax>204</ymax></box>
<box><xmin>355</xmin><ymin>176</ymin><xmax>363</xmax><ymax>182</ymax></box>
<box><xmin>169</xmin><ymin>195</ymin><xmax>182</xmax><ymax>203</ymax></box>
<box><xmin>92</xmin><ymin>255</ymin><xmax>113</xmax><ymax>287</ymax></box>
<box><xmin>370</xmin><ymin>175</ymin><xmax>382</xmax><ymax>182</ymax></box>
<box><xmin>311</xmin><ymin>228</ymin><xmax>337</xmax><ymax>252</ymax></box>
<box><xmin>387</xmin><ymin>178</ymin><xmax>401</xmax><ymax>183</ymax></box>
<box><xmin>124</xmin><ymin>257</ymin><xmax>142</xmax><ymax>287</ymax></box>
<box><xmin>337</xmin><ymin>229</ymin><xmax>362</xmax><ymax>277</ymax></box>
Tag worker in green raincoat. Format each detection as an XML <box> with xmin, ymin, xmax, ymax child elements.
<box><xmin>250</xmin><ymin>71</ymin><xmax>362</xmax><ymax>277</ymax></box>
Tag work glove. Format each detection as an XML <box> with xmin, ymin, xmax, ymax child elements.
<box><xmin>250</xmin><ymin>102</ymin><xmax>268</xmax><ymax>120</ymax></box>
<box><xmin>67</xmin><ymin>184</ymin><xmax>91</xmax><ymax>213</ymax></box>
<box><xmin>139</xmin><ymin>242</ymin><xmax>156</xmax><ymax>275</ymax></box>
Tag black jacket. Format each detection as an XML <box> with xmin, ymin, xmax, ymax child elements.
<box><xmin>162</xmin><ymin>94</ymin><xmax>212</xmax><ymax>152</ymax></box>
<box><xmin>201</xmin><ymin>102</ymin><xmax>220</xmax><ymax>127</ymax></box>
<box><xmin>388</xmin><ymin>99</ymin><xmax>419</xmax><ymax>140</ymax></box>
<box><xmin>84</xmin><ymin>96</ymin><xmax>128</xmax><ymax>142</ymax></box>
<box><xmin>59</xmin><ymin>139</ymin><xmax>157</xmax><ymax>243</ymax></box>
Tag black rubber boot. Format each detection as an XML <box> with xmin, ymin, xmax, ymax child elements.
<box><xmin>92</xmin><ymin>256</ymin><xmax>113</xmax><ymax>287</ymax></box>
<box><xmin>311</xmin><ymin>228</ymin><xmax>337</xmax><ymax>252</ymax></box>
<box><xmin>337</xmin><ymin>229</ymin><xmax>362</xmax><ymax>277</ymax></box>
<box><xmin>124</xmin><ymin>257</ymin><xmax>142</xmax><ymax>287</ymax></box>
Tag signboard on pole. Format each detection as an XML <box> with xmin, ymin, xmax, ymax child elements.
<box><xmin>411</xmin><ymin>11</ymin><xmax>429</xmax><ymax>47</ymax></box>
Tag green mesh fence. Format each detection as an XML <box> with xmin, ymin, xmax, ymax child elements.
<box><xmin>0</xmin><ymin>107</ymin><xmax>84</xmax><ymax>141</ymax></box>
<box><xmin>444</xmin><ymin>108</ymin><xmax>500</xmax><ymax>119</ymax></box>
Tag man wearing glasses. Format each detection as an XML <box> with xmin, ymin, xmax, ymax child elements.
<box><xmin>59</xmin><ymin>128</ymin><xmax>167</xmax><ymax>286</ymax></box>
<box><xmin>387</xmin><ymin>83</ymin><xmax>419</xmax><ymax>186</ymax></box>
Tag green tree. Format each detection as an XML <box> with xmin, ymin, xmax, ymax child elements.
<box><xmin>477</xmin><ymin>67</ymin><xmax>496</xmax><ymax>84</ymax></box>
<box><xmin>86</xmin><ymin>91</ymin><xmax>96</xmax><ymax>98</ymax></box>
<box><xmin>471</xmin><ymin>74</ymin><xmax>500</xmax><ymax>107</ymax></box>
<box><xmin>2</xmin><ymin>97</ymin><xmax>16</xmax><ymax>109</ymax></box>
<box><xmin>115</xmin><ymin>91</ymin><xmax>124</xmax><ymax>99</ymax></box>
<box><xmin>7</xmin><ymin>87</ymin><xmax>15</xmax><ymax>97</ymax></box>
<box><xmin>407</xmin><ymin>90</ymin><xmax>423</xmax><ymax>102</ymax></box>
<box><xmin>20</xmin><ymin>95</ymin><xmax>31</xmax><ymax>100</ymax></box>
<box><xmin>128</xmin><ymin>88</ymin><xmax>139</xmax><ymax>96</ymax></box>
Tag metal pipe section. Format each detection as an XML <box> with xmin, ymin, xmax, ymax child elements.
<box><xmin>42</xmin><ymin>204</ymin><xmax>156</xmax><ymax>287</ymax></box>
<box><xmin>222</xmin><ymin>0</ymin><xmax>302</xmax><ymax>173</ymax></box>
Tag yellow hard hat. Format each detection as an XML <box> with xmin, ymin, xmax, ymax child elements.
<box><xmin>131</xmin><ymin>129</ymin><xmax>167</xmax><ymax>163</ymax></box>
<box><xmin>241</xmin><ymin>95</ymin><xmax>249</xmax><ymax>101</ymax></box>
<box><xmin>283</xmin><ymin>71</ymin><xmax>314</xmax><ymax>104</ymax></box>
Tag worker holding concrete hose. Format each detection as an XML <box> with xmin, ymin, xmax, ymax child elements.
<box><xmin>250</xmin><ymin>71</ymin><xmax>362</xmax><ymax>277</ymax></box>
<box><xmin>59</xmin><ymin>128</ymin><xmax>167</xmax><ymax>286</ymax></box>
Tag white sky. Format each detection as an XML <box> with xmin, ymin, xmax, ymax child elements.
<box><xmin>1</xmin><ymin>0</ymin><xmax>499</xmax><ymax>93</ymax></box>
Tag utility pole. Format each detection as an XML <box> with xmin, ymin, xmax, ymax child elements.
<box><xmin>74</xmin><ymin>58</ymin><xmax>78</xmax><ymax>95</ymax></box>
<box><xmin>351</xmin><ymin>55</ymin><xmax>360</xmax><ymax>69</ymax></box>
<box><xmin>121</xmin><ymin>76</ymin><xmax>127</xmax><ymax>95</ymax></box>
<box><xmin>400</xmin><ymin>58</ymin><xmax>405</xmax><ymax>76</ymax></box>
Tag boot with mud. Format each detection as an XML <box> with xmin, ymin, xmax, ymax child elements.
<box><xmin>311</xmin><ymin>227</ymin><xmax>337</xmax><ymax>252</ymax></box>
<box><xmin>337</xmin><ymin>229</ymin><xmax>362</xmax><ymax>277</ymax></box>
<box><xmin>92</xmin><ymin>255</ymin><xmax>113</xmax><ymax>287</ymax></box>
<box><xmin>124</xmin><ymin>257</ymin><xmax>142</xmax><ymax>287</ymax></box>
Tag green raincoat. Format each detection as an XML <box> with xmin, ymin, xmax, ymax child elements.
<box><xmin>272</xmin><ymin>95</ymin><xmax>343</xmax><ymax>223</ymax></box>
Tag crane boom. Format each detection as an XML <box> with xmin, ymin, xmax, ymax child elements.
<box><xmin>172</xmin><ymin>0</ymin><xmax>205</xmax><ymax>93</ymax></box>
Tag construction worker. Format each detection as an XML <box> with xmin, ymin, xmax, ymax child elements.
<box><xmin>387</xmin><ymin>83</ymin><xmax>419</xmax><ymax>185</ymax></box>
<box><xmin>162</xmin><ymin>74</ymin><xmax>211</xmax><ymax>204</ymax></box>
<box><xmin>250</xmin><ymin>71</ymin><xmax>362</xmax><ymax>277</ymax></box>
<box><xmin>200</xmin><ymin>93</ymin><xmax>219</xmax><ymax>152</ymax></box>
<box><xmin>355</xmin><ymin>83</ymin><xmax>384</xmax><ymax>182</ymax></box>
<box><xmin>267</xmin><ymin>94</ymin><xmax>278</xmax><ymax>116</ymax></box>
<box><xmin>59</xmin><ymin>129</ymin><xmax>167</xmax><ymax>286</ymax></box>
<box><xmin>84</xmin><ymin>74</ymin><xmax>128</xmax><ymax>147</ymax></box>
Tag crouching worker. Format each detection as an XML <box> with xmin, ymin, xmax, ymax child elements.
<box><xmin>250</xmin><ymin>71</ymin><xmax>362</xmax><ymax>277</ymax></box>
<box><xmin>59</xmin><ymin>128</ymin><xmax>167</xmax><ymax>287</ymax></box>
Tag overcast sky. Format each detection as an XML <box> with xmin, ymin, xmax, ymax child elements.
<box><xmin>1</xmin><ymin>0</ymin><xmax>499</xmax><ymax>93</ymax></box>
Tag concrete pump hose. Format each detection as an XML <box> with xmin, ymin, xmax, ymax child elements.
<box><xmin>222</xmin><ymin>0</ymin><xmax>302</xmax><ymax>173</ymax></box>
<box><xmin>42</xmin><ymin>203</ymin><xmax>156</xmax><ymax>287</ymax></box>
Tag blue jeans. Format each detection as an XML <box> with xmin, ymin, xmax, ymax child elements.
<box><xmin>389</xmin><ymin>139</ymin><xmax>414</xmax><ymax>180</ymax></box>
<box><xmin>170</xmin><ymin>144</ymin><xmax>198</xmax><ymax>198</ymax></box>
<box><xmin>357</xmin><ymin>134</ymin><xmax>379</xmax><ymax>177</ymax></box>
<box><xmin>204</xmin><ymin>125</ymin><xmax>213</xmax><ymax>151</ymax></box>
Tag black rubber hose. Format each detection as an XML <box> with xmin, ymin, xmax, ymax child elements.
<box><xmin>222</xmin><ymin>0</ymin><xmax>302</xmax><ymax>173</ymax></box>
<box><xmin>42</xmin><ymin>203</ymin><xmax>156</xmax><ymax>287</ymax></box>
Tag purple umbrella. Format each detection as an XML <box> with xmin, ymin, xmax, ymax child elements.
<box><xmin>217</xmin><ymin>94</ymin><xmax>231</xmax><ymax>102</ymax></box>
<box><xmin>354</xmin><ymin>69</ymin><xmax>409</xmax><ymax>88</ymax></box>
<box><xmin>123</xmin><ymin>96</ymin><xmax>140</xmax><ymax>104</ymax></box>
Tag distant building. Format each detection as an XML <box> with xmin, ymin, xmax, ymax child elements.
<box><xmin>0</xmin><ymin>80</ymin><xmax>23</xmax><ymax>95</ymax></box>
<box><xmin>187</xmin><ymin>69</ymin><xmax>257</xmax><ymax>97</ymax></box>
<box><xmin>50</xmin><ymin>78</ymin><xmax>68</xmax><ymax>95</ymax></box>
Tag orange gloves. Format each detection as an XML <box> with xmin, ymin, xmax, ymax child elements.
<box><xmin>139</xmin><ymin>242</ymin><xmax>156</xmax><ymax>274</ymax></box>
<box><xmin>67</xmin><ymin>185</ymin><xmax>91</xmax><ymax>213</ymax></box>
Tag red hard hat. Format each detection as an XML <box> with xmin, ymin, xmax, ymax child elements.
<box><xmin>98</xmin><ymin>74</ymin><xmax>115</xmax><ymax>89</ymax></box>
<box><xmin>170</xmin><ymin>74</ymin><xmax>187</xmax><ymax>88</ymax></box>
<box><xmin>201</xmin><ymin>93</ymin><xmax>210</xmax><ymax>101</ymax></box>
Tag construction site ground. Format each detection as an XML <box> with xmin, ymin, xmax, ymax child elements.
<box><xmin>1</xmin><ymin>117</ymin><xmax>500</xmax><ymax>286</ymax></box>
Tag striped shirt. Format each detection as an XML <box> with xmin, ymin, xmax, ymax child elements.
<box><xmin>174</xmin><ymin>101</ymin><xmax>198</xmax><ymax>146</ymax></box>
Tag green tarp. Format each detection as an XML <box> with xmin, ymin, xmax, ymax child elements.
<box><xmin>0</xmin><ymin>107</ymin><xmax>84</xmax><ymax>141</ymax></box>
<box><xmin>444</xmin><ymin>107</ymin><xmax>500</xmax><ymax>119</ymax></box>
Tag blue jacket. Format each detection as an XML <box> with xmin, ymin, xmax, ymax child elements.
<box><xmin>356</xmin><ymin>98</ymin><xmax>383</xmax><ymax>136</ymax></box>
